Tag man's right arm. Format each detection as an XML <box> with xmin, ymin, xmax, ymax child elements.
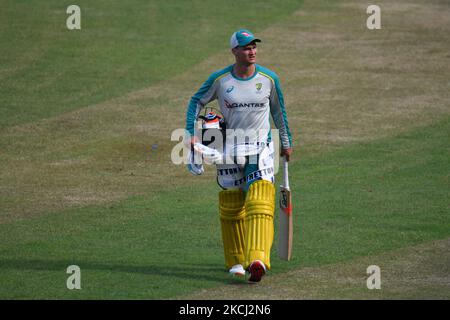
<box><xmin>185</xmin><ymin>74</ymin><xmax>219</xmax><ymax>140</ymax></box>
<box><xmin>185</xmin><ymin>73</ymin><xmax>220</xmax><ymax>176</ymax></box>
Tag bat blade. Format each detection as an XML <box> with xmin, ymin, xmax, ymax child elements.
<box><xmin>278</xmin><ymin>185</ymin><xmax>293</xmax><ymax>260</ymax></box>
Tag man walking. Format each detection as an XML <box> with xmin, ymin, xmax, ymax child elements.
<box><xmin>185</xmin><ymin>29</ymin><xmax>292</xmax><ymax>282</ymax></box>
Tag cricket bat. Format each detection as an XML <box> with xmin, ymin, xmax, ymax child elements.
<box><xmin>278</xmin><ymin>156</ymin><xmax>293</xmax><ymax>260</ymax></box>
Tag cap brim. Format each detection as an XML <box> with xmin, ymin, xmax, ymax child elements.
<box><xmin>239</xmin><ymin>38</ymin><xmax>261</xmax><ymax>47</ymax></box>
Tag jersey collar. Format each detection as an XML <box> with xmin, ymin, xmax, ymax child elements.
<box><xmin>231</xmin><ymin>64</ymin><xmax>259</xmax><ymax>81</ymax></box>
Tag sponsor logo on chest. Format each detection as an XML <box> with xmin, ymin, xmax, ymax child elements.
<box><xmin>224</xmin><ymin>99</ymin><xmax>265</xmax><ymax>109</ymax></box>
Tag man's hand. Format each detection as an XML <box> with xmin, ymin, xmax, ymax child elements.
<box><xmin>281</xmin><ymin>148</ymin><xmax>293</xmax><ymax>162</ymax></box>
<box><xmin>184</xmin><ymin>134</ymin><xmax>204</xmax><ymax>175</ymax></box>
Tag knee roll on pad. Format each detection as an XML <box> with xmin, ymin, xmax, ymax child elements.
<box><xmin>244</xmin><ymin>180</ymin><xmax>275</xmax><ymax>269</ymax></box>
<box><xmin>219</xmin><ymin>189</ymin><xmax>246</xmax><ymax>269</ymax></box>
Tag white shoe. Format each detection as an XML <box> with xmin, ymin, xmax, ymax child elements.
<box><xmin>229</xmin><ymin>264</ymin><xmax>246</xmax><ymax>277</ymax></box>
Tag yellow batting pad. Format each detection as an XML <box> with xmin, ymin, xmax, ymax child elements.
<box><xmin>219</xmin><ymin>189</ymin><xmax>246</xmax><ymax>269</ymax></box>
<box><xmin>244</xmin><ymin>180</ymin><xmax>275</xmax><ymax>269</ymax></box>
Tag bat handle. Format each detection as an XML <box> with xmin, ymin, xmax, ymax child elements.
<box><xmin>283</xmin><ymin>156</ymin><xmax>290</xmax><ymax>189</ymax></box>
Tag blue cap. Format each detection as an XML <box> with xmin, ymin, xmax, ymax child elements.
<box><xmin>230</xmin><ymin>29</ymin><xmax>261</xmax><ymax>48</ymax></box>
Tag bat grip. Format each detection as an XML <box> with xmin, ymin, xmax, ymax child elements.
<box><xmin>283</xmin><ymin>156</ymin><xmax>290</xmax><ymax>189</ymax></box>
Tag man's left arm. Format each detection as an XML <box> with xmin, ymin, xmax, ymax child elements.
<box><xmin>269</xmin><ymin>75</ymin><xmax>293</xmax><ymax>161</ymax></box>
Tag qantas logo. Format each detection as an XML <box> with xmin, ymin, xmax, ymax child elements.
<box><xmin>224</xmin><ymin>99</ymin><xmax>265</xmax><ymax>109</ymax></box>
<box><xmin>241</xmin><ymin>32</ymin><xmax>251</xmax><ymax>37</ymax></box>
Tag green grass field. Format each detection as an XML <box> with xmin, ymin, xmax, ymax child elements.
<box><xmin>1</xmin><ymin>0</ymin><xmax>449</xmax><ymax>299</ymax></box>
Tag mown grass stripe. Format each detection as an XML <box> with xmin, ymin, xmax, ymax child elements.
<box><xmin>0</xmin><ymin>0</ymin><xmax>304</xmax><ymax>128</ymax></box>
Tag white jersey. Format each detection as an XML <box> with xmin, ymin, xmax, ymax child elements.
<box><xmin>186</xmin><ymin>64</ymin><xmax>292</xmax><ymax>150</ymax></box>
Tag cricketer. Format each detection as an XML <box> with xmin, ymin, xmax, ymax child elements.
<box><xmin>185</xmin><ymin>29</ymin><xmax>293</xmax><ymax>282</ymax></box>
